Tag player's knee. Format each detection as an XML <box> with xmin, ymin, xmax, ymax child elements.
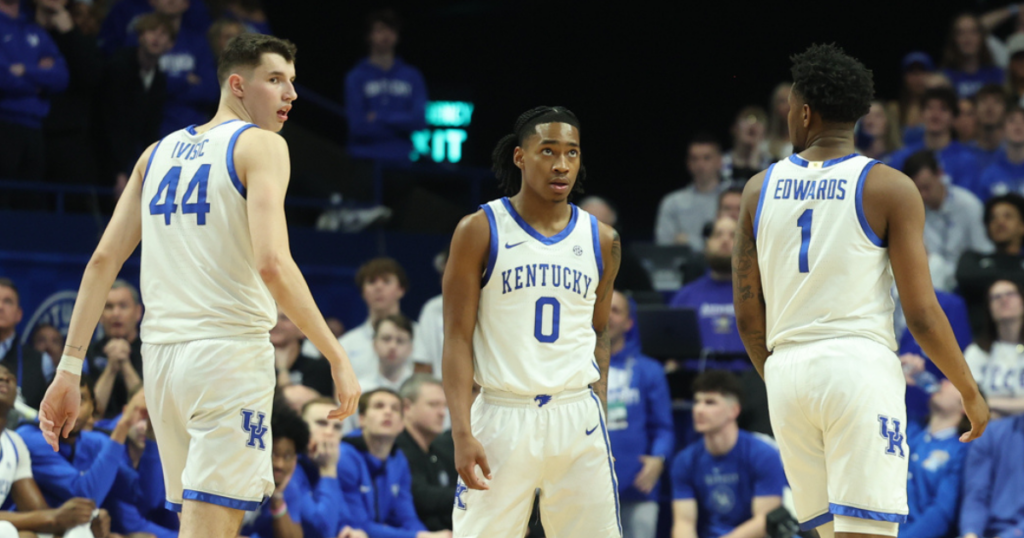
<box><xmin>833</xmin><ymin>515</ymin><xmax>899</xmax><ymax>538</ymax></box>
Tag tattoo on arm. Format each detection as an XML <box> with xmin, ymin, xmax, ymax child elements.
<box><xmin>64</xmin><ymin>344</ymin><xmax>83</xmax><ymax>352</ymax></box>
<box><xmin>732</xmin><ymin>218</ymin><xmax>770</xmax><ymax>378</ymax></box>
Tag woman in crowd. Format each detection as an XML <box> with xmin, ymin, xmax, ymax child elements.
<box><xmin>963</xmin><ymin>279</ymin><xmax>1024</xmax><ymax>416</ymax></box>
<box><xmin>943</xmin><ymin>13</ymin><xmax>1004</xmax><ymax>99</ymax></box>
<box><xmin>765</xmin><ymin>82</ymin><xmax>792</xmax><ymax>160</ymax></box>
<box><xmin>857</xmin><ymin>100</ymin><xmax>902</xmax><ymax>160</ymax></box>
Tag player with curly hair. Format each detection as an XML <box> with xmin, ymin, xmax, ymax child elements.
<box><xmin>731</xmin><ymin>43</ymin><xmax>989</xmax><ymax>538</ymax></box>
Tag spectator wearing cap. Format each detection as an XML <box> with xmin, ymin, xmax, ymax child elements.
<box><xmin>1007</xmin><ymin>33</ymin><xmax>1024</xmax><ymax>106</ymax></box>
<box><xmin>976</xmin><ymin>105</ymin><xmax>1024</xmax><ymax>201</ymax></box>
<box><xmin>972</xmin><ymin>85</ymin><xmax>1010</xmax><ymax>170</ymax></box>
<box><xmin>943</xmin><ymin>13</ymin><xmax>1005</xmax><ymax>99</ymax></box>
<box><xmin>956</xmin><ymin>194</ymin><xmax>1024</xmax><ymax>334</ymax></box>
<box><xmin>892</xmin><ymin>51</ymin><xmax>935</xmax><ymax>146</ymax></box>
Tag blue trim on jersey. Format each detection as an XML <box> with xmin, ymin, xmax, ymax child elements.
<box><xmin>788</xmin><ymin>152</ymin><xmax>859</xmax><ymax>168</ymax></box>
<box><xmin>185</xmin><ymin>125</ymin><xmax>198</xmax><ymax>135</ymax></box>
<box><xmin>592</xmin><ymin>360</ymin><xmax>600</xmax><ymax>374</ymax></box>
<box><xmin>829</xmin><ymin>503</ymin><xmax>907</xmax><ymax>524</ymax></box>
<box><xmin>226</xmin><ymin>124</ymin><xmax>258</xmax><ymax>198</ymax></box>
<box><xmin>500</xmin><ymin>197</ymin><xmax>579</xmax><ymax>245</ymax></box>
<box><xmin>799</xmin><ymin>511</ymin><xmax>833</xmax><ymax>531</ymax></box>
<box><xmin>855</xmin><ymin>160</ymin><xmax>885</xmax><ymax>247</ymax></box>
<box><xmin>182</xmin><ymin>489</ymin><xmax>263</xmax><ymax>511</ymax></box>
<box><xmin>590</xmin><ymin>214</ymin><xmax>604</xmax><ymax>276</ymax></box>
<box><xmin>481</xmin><ymin>204</ymin><xmax>499</xmax><ymax>288</ymax></box>
<box><xmin>165</xmin><ymin>501</ymin><xmax>182</xmax><ymax>513</ymax></box>
<box><xmin>589</xmin><ymin>391</ymin><xmax>623</xmax><ymax>536</ymax></box>
<box><xmin>141</xmin><ymin>138</ymin><xmax>163</xmax><ymax>188</ymax></box>
<box><xmin>753</xmin><ymin>162</ymin><xmax>775</xmax><ymax>241</ymax></box>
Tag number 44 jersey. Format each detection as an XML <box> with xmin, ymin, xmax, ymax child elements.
<box><xmin>140</xmin><ymin>120</ymin><xmax>276</xmax><ymax>345</ymax></box>
<box><xmin>754</xmin><ymin>153</ymin><xmax>897</xmax><ymax>353</ymax></box>
<box><xmin>473</xmin><ymin>198</ymin><xmax>605</xmax><ymax>396</ymax></box>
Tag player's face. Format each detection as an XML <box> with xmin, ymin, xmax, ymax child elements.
<box><xmin>373</xmin><ymin>320</ymin><xmax>412</xmax><ymax>367</ymax></box>
<box><xmin>0</xmin><ymin>285</ymin><xmax>22</xmax><ymax>332</ymax></box>
<box><xmin>0</xmin><ymin>366</ymin><xmax>16</xmax><ymax>410</ymax></box>
<box><xmin>987</xmin><ymin>202</ymin><xmax>1024</xmax><ymax>245</ymax></box>
<box><xmin>270</xmin><ymin>312</ymin><xmax>303</xmax><ymax>347</ymax></box>
<box><xmin>362</xmin><ymin>274</ymin><xmax>405</xmax><ymax>313</ymax></box>
<box><xmin>271</xmin><ymin>437</ymin><xmax>298</xmax><ymax>487</ymax></box>
<box><xmin>607</xmin><ymin>291</ymin><xmax>632</xmax><ymax>343</ymax></box>
<box><xmin>911</xmin><ymin>168</ymin><xmax>945</xmax><ymax>210</ymax></box>
<box><xmin>989</xmin><ymin>280</ymin><xmax>1024</xmax><ymax>322</ymax></box>
<box><xmin>240</xmin><ymin>53</ymin><xmax>297</xmax><ymax>133</ymax></box>
<box><xmin>692</xmin><ymin>391</ymin><xmax>738</xmax><ymax>434</ymax></box>
<box><xmin>954</xmin><ymin>99</ymin><xmax>977</xmax><ymax>141</ymax></box>
<box><xmin>360</xmin><ymin>393</ymin><xmax>403</xmax><ymax>437</ymax></box>
<box><xmin>102</xmin><ymin>288</ymin><xmax>141</xmax><ymax>340</ymax></box>
<box><xmin>514</xmin><ymin>122</ymin><xmax>580</xmax><ymax>203</ymax></box>
<box><xmin>32</xmin><ymin>325</ymin><xmax>64</xmax><ymax>360</ymax></box>
<box><xmin>718</xmin><ymin>192</ymin><xmax>741</xmax><ymax>222</ymax></box>
<box><xmin>976</xmin><ymin>94</ymin><xmax>1007</xmax><ymax>127</ymax></box>
<box><xmin>303</xmin><ymin>403</ymin><xmax>344</xmax><ymax>446</ymax></box>
<box><xmin>1005</xmin><ymin>111</ymin><xmax>1024</xmax><ymax>144</ymax></box>
<box><xmin>955</xmin><ymin>16</ymin><xmax>982</xmax><ymax>57</ymax></box>
<box><xmin>686</xmin><ymin>143</ymin><xmax>721</xmax><ymax>184</ymax></box>
<box><xmin>368</xmin><ymin>22</ymin><xmax>398</xmax><ymax>54</ymax></box>
<box><xmin>404</xmin><ymin>383</ymin><xmax>447</xmax><ymax>436</ymax></box>
<box><xmin>922</xmin><ymin>100</ymin><xmax>953</xmax><ymax>136</ymax></box>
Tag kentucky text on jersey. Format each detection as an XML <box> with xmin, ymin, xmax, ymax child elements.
<box><xmin>500</xmin><ymin>263</ymin><xmax>595</xmax><ymax>298</ymax></box>
<box><xmin>773</xmin><ymin>178</ymin><xmax>848</xmax><ymax>201</ymax></box>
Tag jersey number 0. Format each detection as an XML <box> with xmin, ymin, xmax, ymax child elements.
<box><xmin>149</xmin><ymin>165</ymin><xmax>212</xmax><ymax>225</ymax></box>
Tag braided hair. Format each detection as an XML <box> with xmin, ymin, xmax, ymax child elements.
<box><xmin>491</xmin><ymin>106</ymin><xmax>586</xmax><ymax>195</ymax></box>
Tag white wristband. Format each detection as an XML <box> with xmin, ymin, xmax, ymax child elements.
<box><xmin>56</xmin><ymin>355</ymin><xmax>84</xmax><ymax>375</ymax></box>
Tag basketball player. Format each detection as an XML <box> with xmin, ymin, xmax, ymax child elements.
<box><xmin>37</xmin><ymin>33</ymin><xmax>361</xmax><ymax>538</ymax></box>
<box><xmin>732</xmin><ymin>43</ymin><xmax>989</xmax><ymax>538</ymax></box>
<box><xmin>442</xmin><ymin>106</ymin><xmax>622</xmax><ymax>537</ymax></box>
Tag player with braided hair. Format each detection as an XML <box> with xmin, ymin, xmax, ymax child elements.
<box><xmin>442</xmin><ymin>106</ymin><xmax>622</xmax><ymax>537</ymax></box>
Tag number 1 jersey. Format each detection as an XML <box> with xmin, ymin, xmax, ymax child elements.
<box><xmin>754</xmin><ymin>153</ymin><xmax>896</xmax><ymax>352</ymax></box>
<box><xmin>139</xmin><ymin>120</ymin><xmax>276</xmax><ymax>344</ymax></box>
<box><xmin>473</xmin><ymin>198</ymin><xmax>605</xmax><ymax>395</ymax></box>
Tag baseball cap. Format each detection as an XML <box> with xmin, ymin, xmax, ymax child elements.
<box><xmin>1008</xmin><ymin>33</ymin><xmax>1024</xmax><ymax>59</ymax></box>
<box><xmin>902</xmin><ymin>51</ymin><xmax>935</xmax><ymax>72</ymax></box>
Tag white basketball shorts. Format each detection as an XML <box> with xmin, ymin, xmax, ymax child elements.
<box><xmin>142</xmin><ymin>337</ymin><xmax>276</xmax><ymax>512</ymax></box>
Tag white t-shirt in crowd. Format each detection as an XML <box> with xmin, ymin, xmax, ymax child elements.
<box><xmin>964</xmin><ymin>341</ymin><xmax>1024</xmax><ymax>397</ymax></box>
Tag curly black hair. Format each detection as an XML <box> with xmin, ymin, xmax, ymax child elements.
<box><xmin>491</xmin><ymin>106</ymin><xmax>586</xmax><ymax>196</ymax></box>
<box><xmin>272</xmin><ymin>405</ymin><xmax>310</xmax><ymax>456</ymax></box>
<box><xmin>790</xmin><ymin>43</ymin><xmax>874</xmax><ymax>124</ymax></box>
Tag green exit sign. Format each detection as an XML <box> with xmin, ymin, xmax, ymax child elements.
<box><xmin>411</xmin><ymin>101</ymin><xmax>474</xmax><ymax>163</ymax></box>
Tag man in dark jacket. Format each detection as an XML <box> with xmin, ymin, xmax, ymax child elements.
<box><xmin>0</xmin><ymin>278</ymin><xmax>50</xmax><ymax>411</ymax></box>
<box><xmin>395</xmin><ymin>374</ymin><xmax>456</xmax><ymax>531</ymax></box>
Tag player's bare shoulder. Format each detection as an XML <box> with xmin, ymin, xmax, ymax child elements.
<box><xmin>863</xmin><ymin>162</ymin><xmax>925</xmax><ymax>220</ymax></box>
<box><xmin>451</xmin><ymin>209</ymin><xmax>491</xmax><ymax>260</ymax></box>
<box><xmin>232</xmin><ymin>127</ymin><xmax>291</xmax><ymax>188</ymax></box>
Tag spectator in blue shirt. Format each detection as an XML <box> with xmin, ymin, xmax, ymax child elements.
<box><xmin>344</xmin><ymin>9</ymin><xmax>428</xmax><ymax>163</ymax></box>
<box><xmin>0</xmin><ymin>0</ymin><xmax>68</xmax><ymax>183</ymax></box>
<box><xmin>96</xmin><ymin>0</ymin><xmax>210</xmax><ymax>56</ymax></box>
<box><xmin>971</xmin><ymin>85</ymin><xmax>1008</xmax><ymax>170</ymax></box>
<box><xmin>943</xmin><ymin>13</ymin><xmax>1005</xmax><ymax>99</ymax></box>
<box><xmin>886</xmin><ymin>88</ymin><xmax>982</xmax><ymax>194</ymax></box>
<box><xmin>106</xmin><ymin>406</ymin><xmax>178</xmax><ymax>538</ymax></box>
<box><xmin>607</xmin><ymin>291</ymin><xmax>674</xmax><ymax>538</ymax></box>
<box><xmin>671</xmin><ymin>371</ymin><xmax>786</xmax><ymax>538</ymax></box>
<box><xmin>297</xmin><ymin>397</ymin><xmax>362</xmax><ymax>537</ymax></box>
<box><xmin>959</xmin><ymin>414</ymin><xmax>1024</xmax><ymax>538</ymax></box>
<box><xmin>977</xmin><ymin>105</ymin><xmax>1024</xmax><ymax>200</ymax></box>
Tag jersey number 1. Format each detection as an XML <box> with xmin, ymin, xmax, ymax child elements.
<box><xmin>149</xmin><ymin>165</ymin><xmax>212</xmax><ymax>225</ymax></box>
<box><xmin>797</xmin><ymin>209</ymin><xmax>812</xmax><ymax>273</ymax></box>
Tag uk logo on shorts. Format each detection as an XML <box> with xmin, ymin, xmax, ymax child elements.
<box><xmin>454</xmin><ymin>481</ymin><xmax>468</xmax><ymax>510</ymax></box>
<box><xmin>241</xmin><ymin>409</ymin><xmax>268</xmax><ymax>450</ymax></box>
<box><xmin>877</xmin><ymin>415</ymin><xmax>905</xmax><ymax>458</ymax></box>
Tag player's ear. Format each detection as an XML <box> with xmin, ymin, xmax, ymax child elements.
<box><xmin>513</xmin><ymin>146</ymin><xmax>525</xmax><ymax>171</ymax></box>
<box><xmin>802</xmin><ymin>104</ymin><xmax>811</xmax><ymax>129</ymax></box>
<box><xmin>227</xmin><ymin>73</ymin><xmax>245</xmax><ymax>98</ymax></box>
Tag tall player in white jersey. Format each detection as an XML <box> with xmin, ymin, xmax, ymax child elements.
<box><xmin>36</xmin><ymin>34</ymin><xmax>361</xmax><ymax>538</ymax></box>
<box><xmin>733</xmin><ymin>44</ymin><xmax>989</xmax><ymax>538</ymax></box>
<box><xmin>443</xmin><ymin>106</ymin><xmax>622</xmax><ymax>537</ymax></box>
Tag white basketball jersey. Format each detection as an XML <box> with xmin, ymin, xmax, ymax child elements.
<box><xmin>755</xmin><ymin>153</ymin><xmax>897</xmax><ymax>351</ymax></box>
<box><xmin>473</xmin><ymin>198</ymin><xmax>603</xmax><ymax>395</ymax></box>
<box><xmin>140</xmin><ymin>120</ymin><xmax>276</xmax><ymax>344</ymax></box>
<box><xmin>0</xmin><ymin>431</ymin><xmax>32</xmax><ymax>506</ymax></box>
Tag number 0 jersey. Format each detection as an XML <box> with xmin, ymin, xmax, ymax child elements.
<box><xmin>139</xmin><ymin>120</ymin><xmax>276</xmax><ymax>344</ymax></box>
<box><xmin>755</xmin><ymin>153</ymin><xmax>897</xmax><ymax>352</ymax></box>
<box><xmin>473</xmin><ymin>198</ymin><xmax>604</xmax><ymax>395</ymax></box>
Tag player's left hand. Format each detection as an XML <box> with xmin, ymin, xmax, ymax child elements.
<box><xmin>633</xmin><ymin>455</ymin><xmax>665</xmax><ymax>494</ymax></box>
<box><xmin>39</xmin><ymin>370</ymin><xmax>82</xmax><ymax>451</ymax></box>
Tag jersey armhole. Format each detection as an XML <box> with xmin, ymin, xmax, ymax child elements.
<box><xmin>590</xmin><ymin>214</ymin><xmax>604</xmax><ymax>276</ymax></box>
<box><xmin>752</xmin><ymin>162</ymin><xmax>776</xmax><ymax>241</ymax></box>
<box><xmin>480</xmin><ymin>204</ymin><xmax>499</xmax><ymax>288</ymax></box>
<box><xmin>226</xmin><ymin>124</ymin><xmax>259</xmax><ymax>199</ymax></box>
<box><xmin>140</xmin><ymin>138</ymin><xmax>164</xmax><ymax>193</ymax></box>
<box><xmin>855</xmin><ymin>160</ymin><xmax>886</xmax><ymax>247</ymax></box>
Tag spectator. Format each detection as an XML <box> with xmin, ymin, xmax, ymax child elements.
<box><xmin>885</xmin><ymin>87</ymin><xmax>981</xmax><ymax>193</ymax></box>
<box><xmin>943</xmin><ymin>13</ymin><xmax>1005</xmax><ymax>99</ymax></box>
<box><xmin>957</xmin><ymin>194</ymin><xmax>1024</xmax><ymax>333</ymax></box>
<box><xmin>344</xmin><ymin>8</ymin><xmax>428</xmax><ymax>162</ymax></box>
<box><xmin>857</xmin><ymin>100</ymin><xmax>901</xmax><ymax>160</ymax></box>
<box><xmin>902</xmin><ymin>150</ymin><xmax>992</xmax><ymax>291</ymax></box>
<box><xmin>29</xmin><ymin>323</ymin><xmax>63</xmax><ymax>366</ymax></box>
<box><xmin>656</xmin><ymin>134</ymin><xmax>730</xmax><ymax>250</ymax></box>
<box><xmin>716</xmin><ymin>186</ymin><xmax>743</xmax><ymax>223</ymax></box>
<box><xmin>394</xmin><ymin>374</ymin><xmax>456</xmax><ymax>531</ymax></box>
<box><xmin>972</xmin><ymin>84</ymin><xmax>1009</xmax><ymax>169</ymax></box>
<box><xmin>607</xmin><ymin>291</ymin><xmax>673</xmax><ymax>538</ymax></box>
<box><xmin>0</xmin><ymin>278</ymin><xmax>50</xmax><ymax>411</ymax></box>
<box><xmin>722</xmin><ymin>106</ymin><xmax>772</xmax><ymax>183</ymax></box>
<box><xmin>670</xmin><ymin>217</ymin><xmax>745</xmax><ymax>357</ymax></box>
<box><xmin>959</xmin><ymin>414</ymin><xmax>1024</xmax><ymax>538</ymax></box>
<box><xmin>765</xmin><ymin>82</ymin><xmax>792</xmax><ymax>160</ymax></box>
<box><xmin>891</xmin><ymin>52</ymin><xmax>935</xmax><ymax>144</ymax></box>
<box><xmin>954</xmin><ymin>97</ymin><xmax>979</xmax><ymax>143</ymax></box>
<box><xmin>272</xmin><ymin>310</ymin><xmax>333</xmax><ymax>397</ymax></box>
<box><xmin>96</xmin><ymin>0</ymin><xmax>210</xmax><ymax>56</ymax></box>
<box><xmin>964</xmin><ymin>279</ymin><xmax>1024</xmax><ymax>416</ymax></box>
<box><xmin>100</xmin><ymin>13</ymin><xmax>173</xmax><ymax>197</ymax></box>
<box><xmin>978</xmin><ymin>3</ymin><xmax>1024</xmax><ymax>67</ymax></box>
<box><xmin>87</xmin><ymin>280</ymin><xmax>145</xmax><ymax>419</ymax></box>
<box><xmin>1006</xmin><ymin>33</ymin><xmax>1024</xmax><ymax>106</ymax></box>
<box><xmin>338</xmin><ymin>389</ymin><xmax>449</xmax><ymax>538</ymax></box>
<box><xmin>0</xmin><ymin>0</ymin><xmax>68</xmax><ymax>184</ymax></box>
<box><xmin>297</xmin><ymin>397</ymin><xmax>364</xmax><ymax>538</ymax></box>
<box><xmin>415</xmin><ymin>250</ymin><xmax>446</xmax><ymax>377</ymax></box>
<box><xmin>148</xmin><ymin>0</ymin><xmax>219</xmax><ymax>135</ymax></box>
<box><xmin>362</xmin><ymin>314</ymin><xmax>415</xmax><ymax>392</ymax></box>
<box><xmin>579</xmin><ymin>196</ymin><xmax>653</xmax><ymax>293</ymax></box>
<box><xmin>213</xmin><ymin>0</ymin><xmax>270</xmax><ymax>34</ymax></box>
<box><xmin>281</xmin><ymin>384</ymin><xmax>321</xmax><ymax>415</ymax></box>
<box><xmin>337</xmin><ymin>257</ymin><xmax>424</xmax><ymax>381</ymax></box>
<box><xmin>976</xmin><ymin>105</ymin><xmax>1024</xmax><ymax>200</ymax></box>
<box><xmin>206</xmin><ymin>17</ymin><xmax>245</xmax><ymax>58</ymax></box>
<box><xmin>671</xmin><ymin>371</ymin><xmax>786</xmax><ymax>538</ymax></box>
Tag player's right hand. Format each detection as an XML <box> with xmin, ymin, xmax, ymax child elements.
<box><xmin>39</xmin><ymin>370</ymin><xmax>82</xmax><ymax>452</ymax></box>
<box><xmin>454</xmin><ymin>433</ymin><xmax>491</xmax><ymax>490</ymax></box>
<box><xmin>960</xmin><ymin>390</ymin><xmax>990</xmax><ymax>443</ymax></box>
<box><xmin>53</xmin><ymin>497</ymin><xmax>95</xmax><ymax>529</ymax></box>
<box><xmin>329</xmin><ymin>362</ymin><xmax>360</xmax><ymax>421</ymax></box>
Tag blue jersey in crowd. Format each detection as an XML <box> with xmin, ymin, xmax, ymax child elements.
<box><xmin>108</xmin><ymin>439</ymin><xmax>177</xmax><ymax>538</ymax></box>
<box><xmin>344</xmin><ymin>57</ymin><xmax>428</xmax><ymax>161</ymax></box>
<box><xmin>96</xmin><ymin>0</ymin><xmax>211</xmax><ymax>56</ymax></box>
<box><xmin>903</xmin><ymin>423</ymin><xmax>966</xmax><ymax>538</ymax></box>
<box><xmin>944</xmin><ymin>67</ymin><xmax>1005</xmax><ymax>98</ymax></box>
<box><xmin>669</xmin><ymin>274</ymin><xmax>746</xmax><ymax>359</ymax></box>
<box><xmin>974</xmin><ymin>149</ymin><xmax>1024</xmax><ymax>201</ymax></box>
<box><xmin>338</xmin><ymin>436</ymin><xmax>427</xmax><ymax>538</ymax></box>
<box><xmin>959</xmin><ymin>415</ymin><xmax>1024</xmax><ymax>538</ymax></box>
<box><xmin>671</xmin><ymin>430</ymin><xmax>788</xmax><ymax>538</ymax></box>
<box><xmin>885</xmin><ymin>141</ymin><xmax>981</xmax><ymax>194</ymax></box>
<box><xmin>0</xmin><ymin>10</ymin><xmax>68</xmax><ymax>129</ymax></box>
<box><xmin>286</xmin><ymin>455</ymin><xmax>351</xmax><ymax>537</ymax></box>
<box><xmin>607</xmin><ymin>340</ymin><xmax>674</xmax><ymax>502</ymax></box>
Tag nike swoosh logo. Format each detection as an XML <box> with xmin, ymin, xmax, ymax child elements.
<box><xmin>586</xmin><ymin>425</ymin><xmax>599</xmax><ymax>436</ymax></box>
<box><xmin>505</xmin><ymin>241</ymin><xmax>527</xmax><ymax>249</ymax></box>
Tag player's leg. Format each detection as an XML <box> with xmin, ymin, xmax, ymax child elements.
<box><xmin>141</xmin><ymin>343</ymin><xmax>190</xmax><ymax>512</ymax></box>
<box><xmin>179</xmin><ymin>500</ymin><xmax>245</xmax><ymax>538</ymax></box>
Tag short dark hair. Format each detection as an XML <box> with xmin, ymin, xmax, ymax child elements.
<box><xmin>358</xmin><ymin>388</ymin><xmax>403</xmax><ymax>416</ymax></box>
<box><xmin>0</xmin><ymin>278</ymin><xmax>18</xmax><ymax>303</ymax></box>
<box><xmin>920</xmin><ymin>87</ymin><xmax>960</xmax><ymax>117</ymax></box>
<box><xmin>134</xmin><ymin>12</ymin><xmax>178</xmax><ymax>41</ymax></box>
<box><xmin>366</xmin><ymin>8</ymin><xmax>401</xmax><ymax>34</ymax></box>
<box><xmin>719</xmin><ymin>185</ymin><xmax>744</xmax><ymax>206</ymax></box>
<box><xmin>1006</xmin><ymin>105</ymin><xmax>1024</xmax><ymax>121</ymax></box>
<box><xmin>373</xmin><ymin>313</ymin><xmax>414</xmax><ymax>339</ymax></box>
<box><xmin>902</xmin><ymin>150</ymin><xmax>941</xmax><ymax>178</ymax></box>
<box><xmin>976</xmin><ymin>84</ymin><xmax>1009</xmax><ymax>104</ymax></box>
<box><xmin>217</xmin><ymin>33</ymin><xmax>297</xmax><ymax>85</ymax></box>
<box><xmin>688</xmin><ymin>132</ymin><xmax>722</xmax><ymax>154</ymax></box>
<box><xmin>984</xmin><ymin>193</ymin><xmax>1024</xmax><ymax>228</ymax></box>
<box><xmin>272</xmin><ymin>406</ymin><xmax>310</xmax><ymax>456</ymax></box>
<box><xmin>790</xmin><ymin>43</ymin><xmax>874</xmax><ymax>124</ymax></box>
<box><xmin>692</xmin><ymin>370</ymin><xmax>743</xmax><ymax>404</ymax></box>
<box><xmin>355</xmin><ymin>257</ymin><xmax>409</xmax><ymax>291</ymax></box>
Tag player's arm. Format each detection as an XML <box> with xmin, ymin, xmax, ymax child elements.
<box><xmin>733</xmin><ymin>171</ymin><xmax>770</xmax><ymax>379</ymax></box>
<box><xmin>442</xmin><ymin>211</ymin><xmax>490</xmax><ymax>490</ymax></box>
<box><xmin>872</xmin><ymin>165</ymin><xmax>989</xmax><ymax>442</ymax></box>
<box><xmin>591</xmin><ymin>223</ymin><xmax>621</xmax><ymax>411</ymax></box>
<box><xmin>671</xmin><ymin>499</ymin><xmax>698</xmax><ymax>538</ymax></box>
<box><xmin>237</xmin><ymin>129</ymin><xmax>359</xmax><ymax>420</ymax></box>
<box><xmin>720</xmin><ymin>496</ymin><xmax>781</xmax><ymax>538</ymax></box>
